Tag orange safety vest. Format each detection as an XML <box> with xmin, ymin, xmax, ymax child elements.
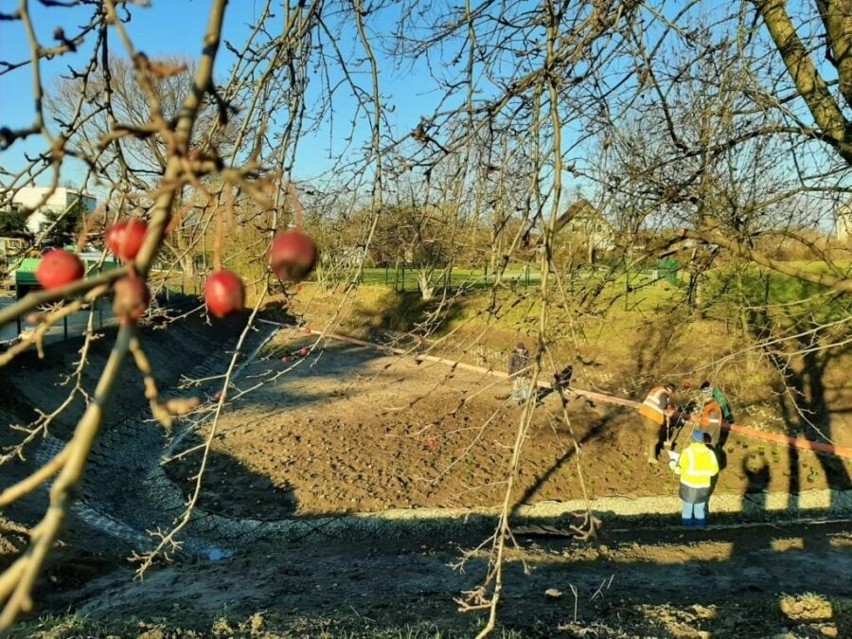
<box><xmin>638</xmin><ymin>386</ymin><xmax>670</xmax><ymax>425</ymax></box>
<box><xmin>678</xmin><ymin>443</ymin><xmax>719</xmax><ymax>488</ymax></box>
<box><xmin>699</xmin><ymin>399</ymin><xmax>723</xmax><ymax>429</ymax></box>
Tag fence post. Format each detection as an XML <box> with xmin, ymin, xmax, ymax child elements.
<box><xmin>63</xmin><ymin>315</ymin><xmax>68</xmax><ymax>340</ymax></box>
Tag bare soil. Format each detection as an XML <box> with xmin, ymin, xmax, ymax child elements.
<box><xmin>1</xmin><ymin>294</ymin><xmax>851</xmax><ymax>638</ymax></box>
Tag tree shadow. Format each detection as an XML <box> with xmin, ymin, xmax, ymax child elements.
<box><xmin>512</xmin><ymin>401</ymin><xmax>627</xmax><ymax>510</ymax></box>
<box><xmin>23</xmin><ymin>507</ymin><xmax>852</xmax><ymax>639</ymax></box>
<box><xmin>773</xmin><ymin>342</ymin><xmax>851</xmax><ymax>491</ymax></box>
<box><xmin>746</xmin><ymin>300</ymin><xmax>851</xmax><ymax>503</ymax></box>
<box><xmin>161</xmin><ymin>429</ymin><xmax>299</xmax><ymax>521</ymax></box>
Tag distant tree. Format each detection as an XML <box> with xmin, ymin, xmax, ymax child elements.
<box><xmin>0</xmin><ymin>209</ymin><xmax>30</xmax><ymax>239</ymax></box>
<box><xmin>48</xmin><ymin>56</ymin><xmax>239</xmax><ymax>275</ymax></box>
<box><xmin>41</xmin><ymin>199</ymin><xmax>86</xmax><ymax>249</ymax></box>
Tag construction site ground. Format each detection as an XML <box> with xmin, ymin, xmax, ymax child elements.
<box><xmin>1</xmin><ymin>296</ymin><xmax>851</xmax><ymax>638</ymax></box>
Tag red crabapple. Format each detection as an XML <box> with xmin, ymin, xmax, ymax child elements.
<box><xmin>35</xmin><ymin>249</ymin><xmax>85</xmax><ymax>290</ymax></box>
<box><xmin>269</xmin><ymin>229</ymin><xmax>318</xmax><ymax>282</ymax></box>
<box><xmin>204</xmin><ymin>270</ymin><xmax>245</xmax><ymax>318</ymax></box>
<box><xmin>105</xmin><ymin>219</ymin><xmax>147</xmax><ymax>261</ymax></box>
<box><xmin>112</xmin><ymin>275</ymin><xmax>150</xmax><ymax>324</ymax></box>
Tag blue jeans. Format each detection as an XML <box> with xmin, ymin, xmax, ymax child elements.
<box><xmin>682</xmin><ymin>500</ymin><xmax>707</xmax><ymax>521</ymax></box>
<box><xmin>512</xmin><ymin>377</ymin><xmax>531</xmax><ymax>403</ymax></box>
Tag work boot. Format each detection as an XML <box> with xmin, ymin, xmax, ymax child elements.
<box><xmin>647</xmin><ymin>443</ymin><xmax>658</xmax><ymax>464</ymax></box>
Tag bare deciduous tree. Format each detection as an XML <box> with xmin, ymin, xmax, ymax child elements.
<box><xmin>0</xmin><ymin>0</ymin><xmax>850</xmax><ymax>635</ymax></box>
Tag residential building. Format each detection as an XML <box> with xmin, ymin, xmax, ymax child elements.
<box><xmin>554</xmin><ymin>198</ymin><xmax>616</xmax><ymax>262</ymax></box>
<box><xmin>0</xmin><ymin>236</ymin><xmax>26</xmax><ymax>262</ymax></box>
<box><xmin>9</xmin><ymin>186</ymin><xmax>97</xmax><ymax>236</ymax></box>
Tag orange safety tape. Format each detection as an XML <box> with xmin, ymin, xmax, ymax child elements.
<box><xmin>722</xmin><ymin>423</ymin><xmax>852</xmax><ymax>459</ymax></box>
<box><xmin>257</xmin><ymin>320</ymin><xmax>852</xmax><ymax>461</ymax></box>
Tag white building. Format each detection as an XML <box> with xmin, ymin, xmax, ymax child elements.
<box><xmin>10</xmin><ymin>186</ymin><xmax>97</xmax><ymax>235</ymax></box>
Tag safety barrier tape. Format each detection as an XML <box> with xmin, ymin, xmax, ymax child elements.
<box><xmin>256</xmin><ymin>319</ymin><xmax>852</xmax><ymax>461</ymax></box>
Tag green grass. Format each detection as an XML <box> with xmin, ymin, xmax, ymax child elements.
<box><xmin>704</xmin><ymin>263</ymin><xmax>851</xmax><ymax>326</ymax></box>
<box><xmin>307</xmin><ymin>256</ymin><xmax>852</xmax><ymax>342</ymax></box>
<box><xmin>324</xmin><ymin>266</ymin><xmax>544</xmax><ymax>292</ymax></box>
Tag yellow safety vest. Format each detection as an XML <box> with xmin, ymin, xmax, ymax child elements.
<box><xmin>678</xmin><ymin>443</ymin><xmax>719</xmax><ymax>488</ymax></box>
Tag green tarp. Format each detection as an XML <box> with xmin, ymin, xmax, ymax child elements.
<box><xmin>15</xmin><ymin>253</ymin><xmax>120</xmax><ymax>290</ymax></box>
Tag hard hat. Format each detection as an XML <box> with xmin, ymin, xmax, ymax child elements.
<box><xmin>692</xmin><ymin>429</ymin><xmax>706</xmax><ymax>442</ymax></box>
<box><xmin>516</xmin><ymin>342</ymin><xmax>526</xmax><ymax>350</ymax></box>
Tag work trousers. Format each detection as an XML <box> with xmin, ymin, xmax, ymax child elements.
<box><xmin>511</xmin><ymin>376</ymin><xmax>531</xmax><ymax>404</ymax></box>
<box><xmin>681</xmin><ymin>500</ymin><xmax>706</xmax><ymax>523</ymax></box>
<box><xmin>643</xmin><ymin>416</ymin><xmax>666</xmax><ymax>461</ymax></box>
<box><xmin>680</xmin><ymin>483</ymin><xmax>711</xmax><ymax>527</ymax></box>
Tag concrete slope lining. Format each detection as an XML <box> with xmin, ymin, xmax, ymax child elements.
<box><xmin>30</xmin><ymin>323</ymin><xmax>277</xmax><ymax>554</ymax></box>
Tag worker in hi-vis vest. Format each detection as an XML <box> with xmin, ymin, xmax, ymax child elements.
<box><xmin>697</xmin><ymin>395</ymin><xmax>724</xmax><ymax>445</ymax></box>
<box><xmin>637</xmin><ymin>383</ymin><xmax>676</xmax><ymax>463</ymax></box>
<box><xmin>672</xmin><ymin>429</ymin><xmax>720</xmax><ymax>528</ymax></box>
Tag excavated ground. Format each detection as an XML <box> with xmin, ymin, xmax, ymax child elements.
<box><xmin>1</xmin><ymin>298</ymin><xmax>851</xmax><ymax>638</ymax></box>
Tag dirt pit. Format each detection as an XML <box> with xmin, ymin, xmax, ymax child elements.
<box><xmin>4</xmin><ymin>323</ymin><xmax>852</xmax><ymax>638</ymax></box>
<box><xmin>165</xmin><ymin>327</ymin><xmax>852</xmax><ymax>519</ymax></box>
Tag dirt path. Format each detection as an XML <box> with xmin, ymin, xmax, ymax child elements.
<box><xmin>28</xmin><ymin>519</ymin><xmax>851</xmax><ymax>638</ymax></box>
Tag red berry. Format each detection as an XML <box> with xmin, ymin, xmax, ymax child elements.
<box><xmin>281</xmin><ymin>356</ymin><xmax>289</xmax><ymax>363</ymax></box>
<box><xmin>204</xmin><ymin>270</ymin><xmax>245</xmax><ymax>318</ymax></box>
<box><xmin>112</xmin><ymin>276</ymin><xmax>150</xmax><ymax>324</ymax></box>
<box><xmin>298</xmin><ymin>347</ymin><xmax>309</xmax><ymax>357</ymax></box>
<box><xmin>35</xmin><ymin>249</ymin><xmax>85</xmax><ymax>290</ymax></box>
<box><xmin>105</xmin><ymin>219</ymin><xmax>147</xmax><ymax>261</ymax></box>
<box><xmin>269</xmin><ymin>230</ymin><xmax>318</xmax><ymax>282</ymax></box>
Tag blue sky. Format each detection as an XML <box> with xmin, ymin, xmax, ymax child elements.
<box><xmin>2</xmin><ymin>0</ymin><xmax>837</xmax><ymax>229</ymax></box>
<box><xmin>0</xmin><ymin>0</ymin><xmax>445</xmax><ymax>192</ymax></box>
<box><xmin>1</xmin><ymin>2</ymin><xmax>218</xmax><ymax>177</ymax></box>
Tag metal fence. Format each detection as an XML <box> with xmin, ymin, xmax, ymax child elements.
<box><xmin>0</xmin><ymin>295</ymin><xmax>116</xmax><ymax>346</ymax></box>
<box><xmin>324</xmin><ymin>259</ymin><xmax>681</xmax><ymax>293</ymax></box>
